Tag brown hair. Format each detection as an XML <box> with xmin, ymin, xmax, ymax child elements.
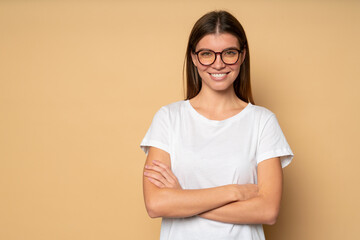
<box><xmin>184</xmin><ymin>10</ymin><xmax>254</xmax><ymax>104</ymax></box>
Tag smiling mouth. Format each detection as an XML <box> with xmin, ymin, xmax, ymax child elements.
<box><xmin>209</xmin><ymin>72</ymin><xmax>229</xmax><ymax>79</ymax></box>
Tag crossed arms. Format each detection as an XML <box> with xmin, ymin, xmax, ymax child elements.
<box><xmin>143</xmin><ymin>146</ymin><xmax>283</xmax><ymax>225</ymax></box>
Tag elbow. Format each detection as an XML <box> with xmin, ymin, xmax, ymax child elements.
<box><xmin>265</xmin><ymin>215</ymin><xmax>277</xmax><ymax>226</ymax></box>
<box><xmin>263</xmin><ymin>207</ymin><xmax>280</xmax><ymax>225</ymax></box>
<box><xmin>145</xmin><ymin>191</ymin><xmax>170</xmax><ymax>218</ymax></box>
<box><xmin>145</xmin><ymin>200</ymin><xmax>162</xmax><ymax>218</ymax></box>
<box><xmin>147</xmin><ymin>209</ymin><xmax>160</xmax><ymax>219</ymax></box>
<box><xmin>144</xmin><ymin>188</ymin><xmax>174</xmax><ymax>218</ymax></box>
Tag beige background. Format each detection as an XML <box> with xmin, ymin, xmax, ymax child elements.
<box><xmin>1</xmin><ymin>0</ymin><xmax>359</xmax><ymax>239</ymax></box>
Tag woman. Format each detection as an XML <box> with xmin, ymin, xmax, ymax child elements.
<box><xmin>140</xmin><ymin>10</ymin><xmax>293</xmax><ymax>240</ymax></box>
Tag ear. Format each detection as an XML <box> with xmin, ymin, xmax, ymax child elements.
<box><xmin>191</xmin><ymin>52</ymin><xmax>198</xmax><ymax>67</ymax></box>
<box><xmin>240</xmin><ymin>48</ymin><xmax>246</xmax><ymax>65</ymax></box>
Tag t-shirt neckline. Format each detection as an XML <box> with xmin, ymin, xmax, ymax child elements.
<box><xmin>185</xmin><ymin>99</ymin><xmax>252</xmax><ymax>125</ymax></box>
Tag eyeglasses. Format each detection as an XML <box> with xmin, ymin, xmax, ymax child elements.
<box><xmin>194</xmin><ymin>48</ymin><xmax>244</xmax><ymax>66</ymax></box>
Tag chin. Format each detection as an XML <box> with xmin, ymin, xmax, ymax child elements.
<box><xmin>205</xmin><ymin>82</ymin><xmax>234</xmax><ymax>92</ymax></box>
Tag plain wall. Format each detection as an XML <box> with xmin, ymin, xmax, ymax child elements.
<box><xmin>1</xmin><ymin>0</ymin><xmax>359</xmax><ymax>239</ymax></box>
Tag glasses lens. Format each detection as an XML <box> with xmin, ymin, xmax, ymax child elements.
<box><xmin>222</xmin><ymin>49</ymin><xmax>239</xmax><ymax>64</ymax></box>
<box><xmin>198</xmin><ymin>50</ymin><xmax>215</xmax><ymax>65</ymax></box>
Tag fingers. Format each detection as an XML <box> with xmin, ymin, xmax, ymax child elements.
<box><xmin>145</xmin><ymin>163</ymin><xmax>175</xmax><ymax>185</ymax></box>
<box><xmin>152</xmin><ymin>160</ymin><xmax>178</xmax><ymax>182</ymax></box>
<box><xmin>144</xmin><ymin>160</ymin><xmax>179</xmax><ymax>188</ymax></box>
<box><xmin>146</xmin><ymin>176</ymin><xmax>165</xmax><ymax>188</ymax></box>
<box><xmin>144</xmin><ymin>170</ymin><xmax>169</xmax><ymax>187</ymax></box>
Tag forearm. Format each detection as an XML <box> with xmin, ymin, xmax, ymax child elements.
<box><xmin>143</xmin><ymin>147</ymin><xmax>259</xmax><ymax>219</ymax></box>
<box><xmin>199</xmin><ymin>192</ymin><xmax>280</xmax><ymax>225</ymax></box>
<box><xmin>145</xmin><ymin>184</ymin><xmax>239</xmax><ymax>218</ymax></box>
<box><xmin>199</xmin><ymin>158</ymin><xmax>284</xmax><ymax>225</ymax></box>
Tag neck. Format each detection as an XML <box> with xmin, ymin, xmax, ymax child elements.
<box><xmin>192</xmin><ymin>86</ymin><xmax>243</xmax><ymax>112</ymax></box>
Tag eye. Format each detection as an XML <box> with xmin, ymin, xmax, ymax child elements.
<box><xmin>223</xmin><ymin>50</ymin><xmax>238</xmax><ymax>56</ymax></box>
<box><xmin>199</xmin><ymin>51</ymin><xmax>213</xmax><ymax>58</ymax></box>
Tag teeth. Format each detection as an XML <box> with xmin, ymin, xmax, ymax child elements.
<box><xmin>211</xmin><ymin>73</ymin><xmax>226</xmax><ymax>77</ymax></box>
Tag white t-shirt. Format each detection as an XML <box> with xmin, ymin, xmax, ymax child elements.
<box><xmin>140</xmin><ymin>99</ymin><xmax>294</xmax><ymax>240</ymax></box>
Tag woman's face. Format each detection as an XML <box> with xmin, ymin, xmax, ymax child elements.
<box><xmin>191</xmin><ymin>33</ymin><xmax>245</xmax><ymax>93</ymax></box>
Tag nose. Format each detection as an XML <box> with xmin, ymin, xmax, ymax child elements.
<box><xmin>212</xmin><ymin>53</ymin><xmax>226</xmax><ymax>70</ymax></box>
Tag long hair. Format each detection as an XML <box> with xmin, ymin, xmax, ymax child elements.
<box><xmin>184</xmin><ymin>10</ymin><xmax>254</xmax><ymax>104</ymax></box>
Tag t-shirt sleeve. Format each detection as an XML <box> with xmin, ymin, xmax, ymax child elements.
<box><xmin>140</xmin><ymin>106</ymin><xmax>170</xmax><ymax>155</ymax></box>
<box><xmin>256</xmin><ymin>114</ymin><xmax>294</xmax><ymax>168</ymax></box>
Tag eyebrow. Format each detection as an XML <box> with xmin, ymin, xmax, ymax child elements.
<box><xmin>195</xmin><ymin>47</ymin><xmax>240</xmax><ymax>52</ymax></box>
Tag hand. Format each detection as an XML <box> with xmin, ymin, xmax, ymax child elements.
<box><xmin>232</xmin><ymin>184</ymin><xmax>259</xmax><ymax>201</ymax></box>
<box><xmin>198</xmin><ymin>184</ymin><xmax>258</xmax><ymax>219</ymax></box>
<box><xmin>144</xmin><ymin>160</ymin><xmax>182</xmax><ymax>189</ymax></box>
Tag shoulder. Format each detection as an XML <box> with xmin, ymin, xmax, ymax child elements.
<box><xmin>249</xmin><ymin>103</ymin><xmax>276</xmax><ymax>120</ymax></box>
<box><xmin>154</xmin><ymin>100</ymin><xmax>187</xmax><ymax>121</ymax></box>
<box><xmin>159</xmin><ymin>100</ymin><xmax>187</xmax><ymax>115</ymax></box>
<box><xmin>248</xmin><ymin>104</ymin><xmax>284</xmax><ymax>133</ymax></box>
